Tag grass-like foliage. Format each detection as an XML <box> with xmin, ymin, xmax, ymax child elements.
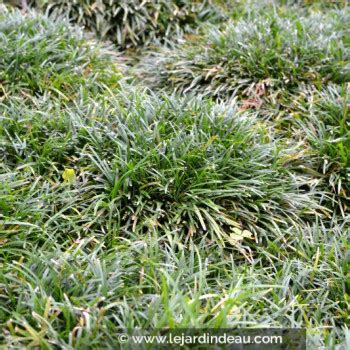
<box><xmin>0</xmin><ymin>4</ymin><xmax>349</xmax><ymax>349</ymax></box>
<box><xmin>1</xmin><ymin>90</ymin><xmax>324</xmax><ymax>245</ymax></box>
<box><xmin>0</xmin><ymin>223</ymin><xmax>348</xmax><ymax>348</ymax></box>
<box><xmin>137</xmin><ymin>7</ymin><xmax>350</xmax><ymax>98</ymax></box>
<box><xmin>0</xmin><ymin>8</ymin><xmax>121</xmax><ymax>98</ymax></box>
<box><xmin>291</xmin><ymin>85</ymin><xmax>350</xmax><ymax>202</ymax></box>
<box><xmin>28</xmin><ymin>0</ymin><xmax>225</xmax><ymax>48</ymax></box>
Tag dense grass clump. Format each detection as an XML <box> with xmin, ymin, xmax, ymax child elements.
<box><xmin>1</xmin><ymin>90</ymin><xmax>325</xmax><ymax>246</ymax></box>
<box><xmin>0</xmin><ymin>4</ymin><xmax>350</xmax><ymax>350</ymax></box>
<box><xmin>0</xmin><ymin>8</ymin><xmax>121</xmax><ymax>98</ymax></box>
<box><xmin>27</xmin><ymin>0</ymin><xmax>225</xmax><ymax>48</ymax></box>
<box><xmin>291</xmin><ymin>86</ymin><xmax>350</xmax><ymax>202</ymax></box>
<box><xmin>137</xmin><ymin>7</ymin><xmax>350</xmax><ymax>98</ymax></box>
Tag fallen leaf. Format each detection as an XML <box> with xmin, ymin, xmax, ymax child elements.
<box><xmin>62</xmin><ymin>168</ymin><xmax>76</xmax><ymax>183</ymax></box>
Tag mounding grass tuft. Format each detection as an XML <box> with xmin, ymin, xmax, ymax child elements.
<box><xmin>137</xmin><ymin>7</ymin><xmax>350</xmax><ymax>98</ymax></box>
<box><xmin>293</xmin><ymin>85</ymin><xmax>350</xmax><ymax>204</ymax></box>
<box><xmin>27</xmin><ymin>0</ymin><xmax>226</xmax><ymax>49</ymax></box>
<box><xmin>0</xmin><ymin>8</ymin><xmax>121</xmax><ymax>99</ymax></box>
<box><xmin>1</xmin><ymin>89</ymin><xmax>326</xmax><ymax>247</ymax></box>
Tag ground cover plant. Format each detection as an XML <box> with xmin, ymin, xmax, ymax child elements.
<box><xmin>26</xmin><ymin>0</ymin><xmax>227</xmax><ymax>49</ymax></box>
<box><xmin>137</xmin><ymin>5</ymin><xmax>350</xmax><ymax>98</ymax></box>
<box><xmin>289</xmin><ymin>85</ymin><xmax>350</xmax><ymax>207</ymax></box>
<box><xmin>0</xmin><ymin>8</ymin><xmax>121</xmax><ymax>98</ymax></box>
<box><xmin>0</xmin><ymin>1</ymin><xmax>349</xmax><ymax>349</ymax></box>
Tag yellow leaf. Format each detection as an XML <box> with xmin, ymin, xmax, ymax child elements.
<box><xmin>62</xmin><ymin>168</ymin><xmax>76</xmax><ymax>183</ymax></box>
<box><xmin>226</xmin><ymin>228</ymin><xmax>253</xmax><ymax>246</ymax></box>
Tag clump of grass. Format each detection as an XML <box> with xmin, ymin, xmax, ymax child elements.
<box><xmin>0</xmin><ymin>8</ymin><xmax>121</xmax><ymax>99</ymax></box>
<box><xmin>1</xmin><ymin>87</ymin><xmax>326</xmax><ymax>248</ymax></box>
<box><xmin>291</xmin><ymin>85</ymin><xmax>350</xmax><ymax>206</ymax></box>
<box><xmin>1</xmin><ymin>219</ymin><xmax>349</xmax><ymax>347</ymax></box>
<box><xmin>240</xmin><ymin>83</ymin><xmax>350</xmax><ymax>209</ymax></box>
<box><xmin>27</xmin><ymin>0</ymin><xmax>226</xmax><ymax>49</ymax></box>
<box><xmin>137</xmin><ymin>7</ymin><xmax>350</xmax><ymax>98</ymax></box>
<box><xmin>84</xmin><ymin>91</ymin><xmax>328</xmax><ymax>243</ymax></box>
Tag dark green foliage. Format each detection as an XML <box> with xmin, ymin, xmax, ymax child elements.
<box><xmin>0</xmin><ymin>4</ymin><xmax>350</xmax><ymax>349</ymax></box>
<box><xmin>28</xmin><ymin>0</ymin><xmax>226</xmax><ymax>48</ymax></box>
<box><xmin>1</xmin><ymin>90</ymin><xmax>324</xmax><ymax>244</ymax></box>
<box><xmin>294</xmin><ymin>86</ymin><xmax>350</xmax><ymax>199</ymax></box>
<box><xmin>0</xmin><ymin>9</ymin><xmax>121</xmax><ymax>97</ymax></box>
<box><xmin>137</xmin><ymin>7</ymin><xmax>350</xmax><ymax>98</ymax></box>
